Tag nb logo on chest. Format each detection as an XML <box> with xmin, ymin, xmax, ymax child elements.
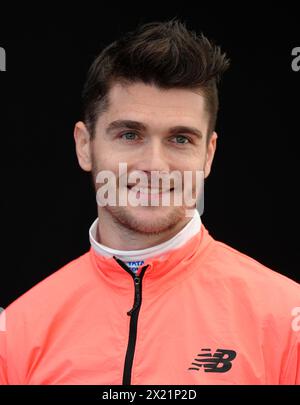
<box><xmin>188</xmin><ymin>348</ymin><xmax>237</xmax><ymax>373</ymax></box>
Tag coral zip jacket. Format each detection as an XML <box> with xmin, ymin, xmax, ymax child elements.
<box><xmin>0</xmin><ymin>224</ymin><xmax>299</xmax><ymax>385</ymax></box>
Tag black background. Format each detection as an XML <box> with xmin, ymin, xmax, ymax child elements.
<box><xmin>0</xmin><ymin>4</ymin><xmax>299</xmax><ymax>308</ymax></box>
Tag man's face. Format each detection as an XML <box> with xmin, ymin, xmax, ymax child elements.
<box><xmin>75</xmin><ymin>82</ymin><xmax>217</xmax><ymax>234</ymax></box>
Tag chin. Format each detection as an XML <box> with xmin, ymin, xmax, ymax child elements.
<box><xmin>106</xmin><ymin>205</ymin><xmax>186</xmax><ymax>235</ymax></box>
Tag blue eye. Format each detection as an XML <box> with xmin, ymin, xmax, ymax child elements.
<box><xmin>121</xmin><ymin>132</ymin><xmax>138</xmax><ymax>141</ymax></box>
<box><xmin>172</xmin><ymin>135</ymin><xmax>190</xmax><ymax>144</ymax></box>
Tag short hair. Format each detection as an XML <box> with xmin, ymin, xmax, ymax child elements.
<box><xmin>82</xmin><ymin>18</ymin><xmax>230</xmax><ymax>140</ymax></box>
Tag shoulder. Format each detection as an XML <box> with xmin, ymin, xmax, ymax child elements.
<box><xmin>205</xmin><ymin>235</ymin><xmax>300</xmax><ymax>309</ymax></box>
<box><xmin>4</xmin><ymin>251</ymin><xmax>93</xmax><ymax>319</ymax></box>
<box><xmin>214</xmin><ymin>238</ymin><xmax>299</xmax><ymax>286</ymax></box>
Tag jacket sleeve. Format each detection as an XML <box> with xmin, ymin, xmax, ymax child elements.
<box><xmin>0</xmin><ymin>308</ymin><xmax>8</xmax><ymax>385</ymax></box>
<box><xmin>282</xmin><ymin>335</ymin><xmax>300</xmax><ymax>384</ymax></box>
<box><xmin>295</xmin><ymin>339</ymin><xmax>300</xmax><ymax>384</ymax></box>
<box><xmin>280</xmin><ymin>309</ymin><xmax>300</xmax><ymax>385</ymax></box>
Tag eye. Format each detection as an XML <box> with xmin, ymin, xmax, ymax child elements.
<box><xmin>120</xmin><ymin>131</ymin><xmax>138</xmax><ymax>141</ymax></box>
<box><xmin>171</xmin><ymin>135</ymin><xmax>191</xmax><ymax>144</ymax></box>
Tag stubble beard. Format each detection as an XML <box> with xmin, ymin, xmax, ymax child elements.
<box><xmin>91</xmin><ymin>162</ymin><xmax>187</xmax><ymax>236</ymax></box>
<box><xmin>104</xmin><ymin>203</ymin><xmax>186</xmax><ymax>235</ymax></box>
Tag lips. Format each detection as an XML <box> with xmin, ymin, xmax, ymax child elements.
<box><xmin>127</xmin><ymin>186</ymin><xmax>174</xmax><ymax>194</ymax></box>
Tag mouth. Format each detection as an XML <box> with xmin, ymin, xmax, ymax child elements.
<box><xmin>127</xmin><ymin>185</ymin><xmax>174</xmax><ymax>194</ymax></box>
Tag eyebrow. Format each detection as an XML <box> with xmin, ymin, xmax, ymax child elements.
<box><xmin>105</xmin><ymin>119</ymin><xmax>203</xmax><ymax>139</ymax></box>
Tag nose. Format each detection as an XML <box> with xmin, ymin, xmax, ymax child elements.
<box><xmin>133</xmin><ymin>138</ymin><xmax>170</xmax><ymax>174</ymax></box>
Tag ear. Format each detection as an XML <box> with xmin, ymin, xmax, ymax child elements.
<box><xmin>204</xmin><ymin>131</ymin><xmax>218</xmax><ymax>178</ymax></box>
<box><xmin>74</xmin><ymin>121</ymin><xmax>92</xmax><ymax>172</ymax></box>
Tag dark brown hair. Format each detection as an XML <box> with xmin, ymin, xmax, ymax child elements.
<box><xmin>82</xmin><ymin>18</ymin><xmax>230</xmax><ymax>140</ymax></box>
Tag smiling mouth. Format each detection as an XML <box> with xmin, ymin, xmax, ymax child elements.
<box><xmin>127</xmin><ymin>186</ymin><xmax>174</xmax><ymax>194</ymax></box>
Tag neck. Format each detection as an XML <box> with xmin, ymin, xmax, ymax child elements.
<box><xmin>97</xmin><ymin>208</ymin><xmax>194</xmax><ymax>250</ymax></box>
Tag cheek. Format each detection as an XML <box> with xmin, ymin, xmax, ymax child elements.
<box><xmin>180</xmin><ymin>159</ymin><xmax>206</xmax><ymax>187</ymax></box>
<box><xmin>91</xmin><ymin>142</ymin><xmax>116</xmax><ymax>171</ymax></box>
<box><xmin>175</xmin><ymin>157</ymin><xmax>205</xmax><ymax>173</ymax></box>
<box><xmin>91</xmin><ymin>153</ymin><xmax>127</xmax><ymax>189</ymax></box>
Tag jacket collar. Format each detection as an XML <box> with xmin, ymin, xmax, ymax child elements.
<box><xmin>89</xmin><ymin>221</ymin><xmax>215</xmax><ymax>294</ymax></box>
<box><xmin>89</xmin><ymin>209</ymin><xmax>201</xmax><ymax>262</ymax></box>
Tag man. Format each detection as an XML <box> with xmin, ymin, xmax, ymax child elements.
<box><xmin>0</xmin><ymin>19</ymin><xmax>299</xmax><ymax>385</ymax></box>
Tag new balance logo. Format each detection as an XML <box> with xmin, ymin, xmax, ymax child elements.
<box><xmin>188</xmin><ymin>348</ymin><xmax>237</xmax><ymax>373</ymax></box>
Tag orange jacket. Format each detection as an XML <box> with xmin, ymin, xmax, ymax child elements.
<box><xmin>0</xmin><ymin>224</ymin><xmax>299</xmax><ymax>385</ymax></box>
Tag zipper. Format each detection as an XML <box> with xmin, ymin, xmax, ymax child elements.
<box><xmin>113</xmin><ymin>256</ymin><xmax>149</xmax><ymax>385</ymax></box>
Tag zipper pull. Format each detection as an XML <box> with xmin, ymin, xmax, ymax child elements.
<box><xmin>127</xmin><ymin>276</ymin><xmax>141</xmax><ymax>316</ymax></box>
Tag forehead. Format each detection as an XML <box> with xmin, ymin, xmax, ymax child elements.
<box><xmin>101</xmin><ymin>82</ymin><xmax>208</xmax><ymax>131</ymax></box>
